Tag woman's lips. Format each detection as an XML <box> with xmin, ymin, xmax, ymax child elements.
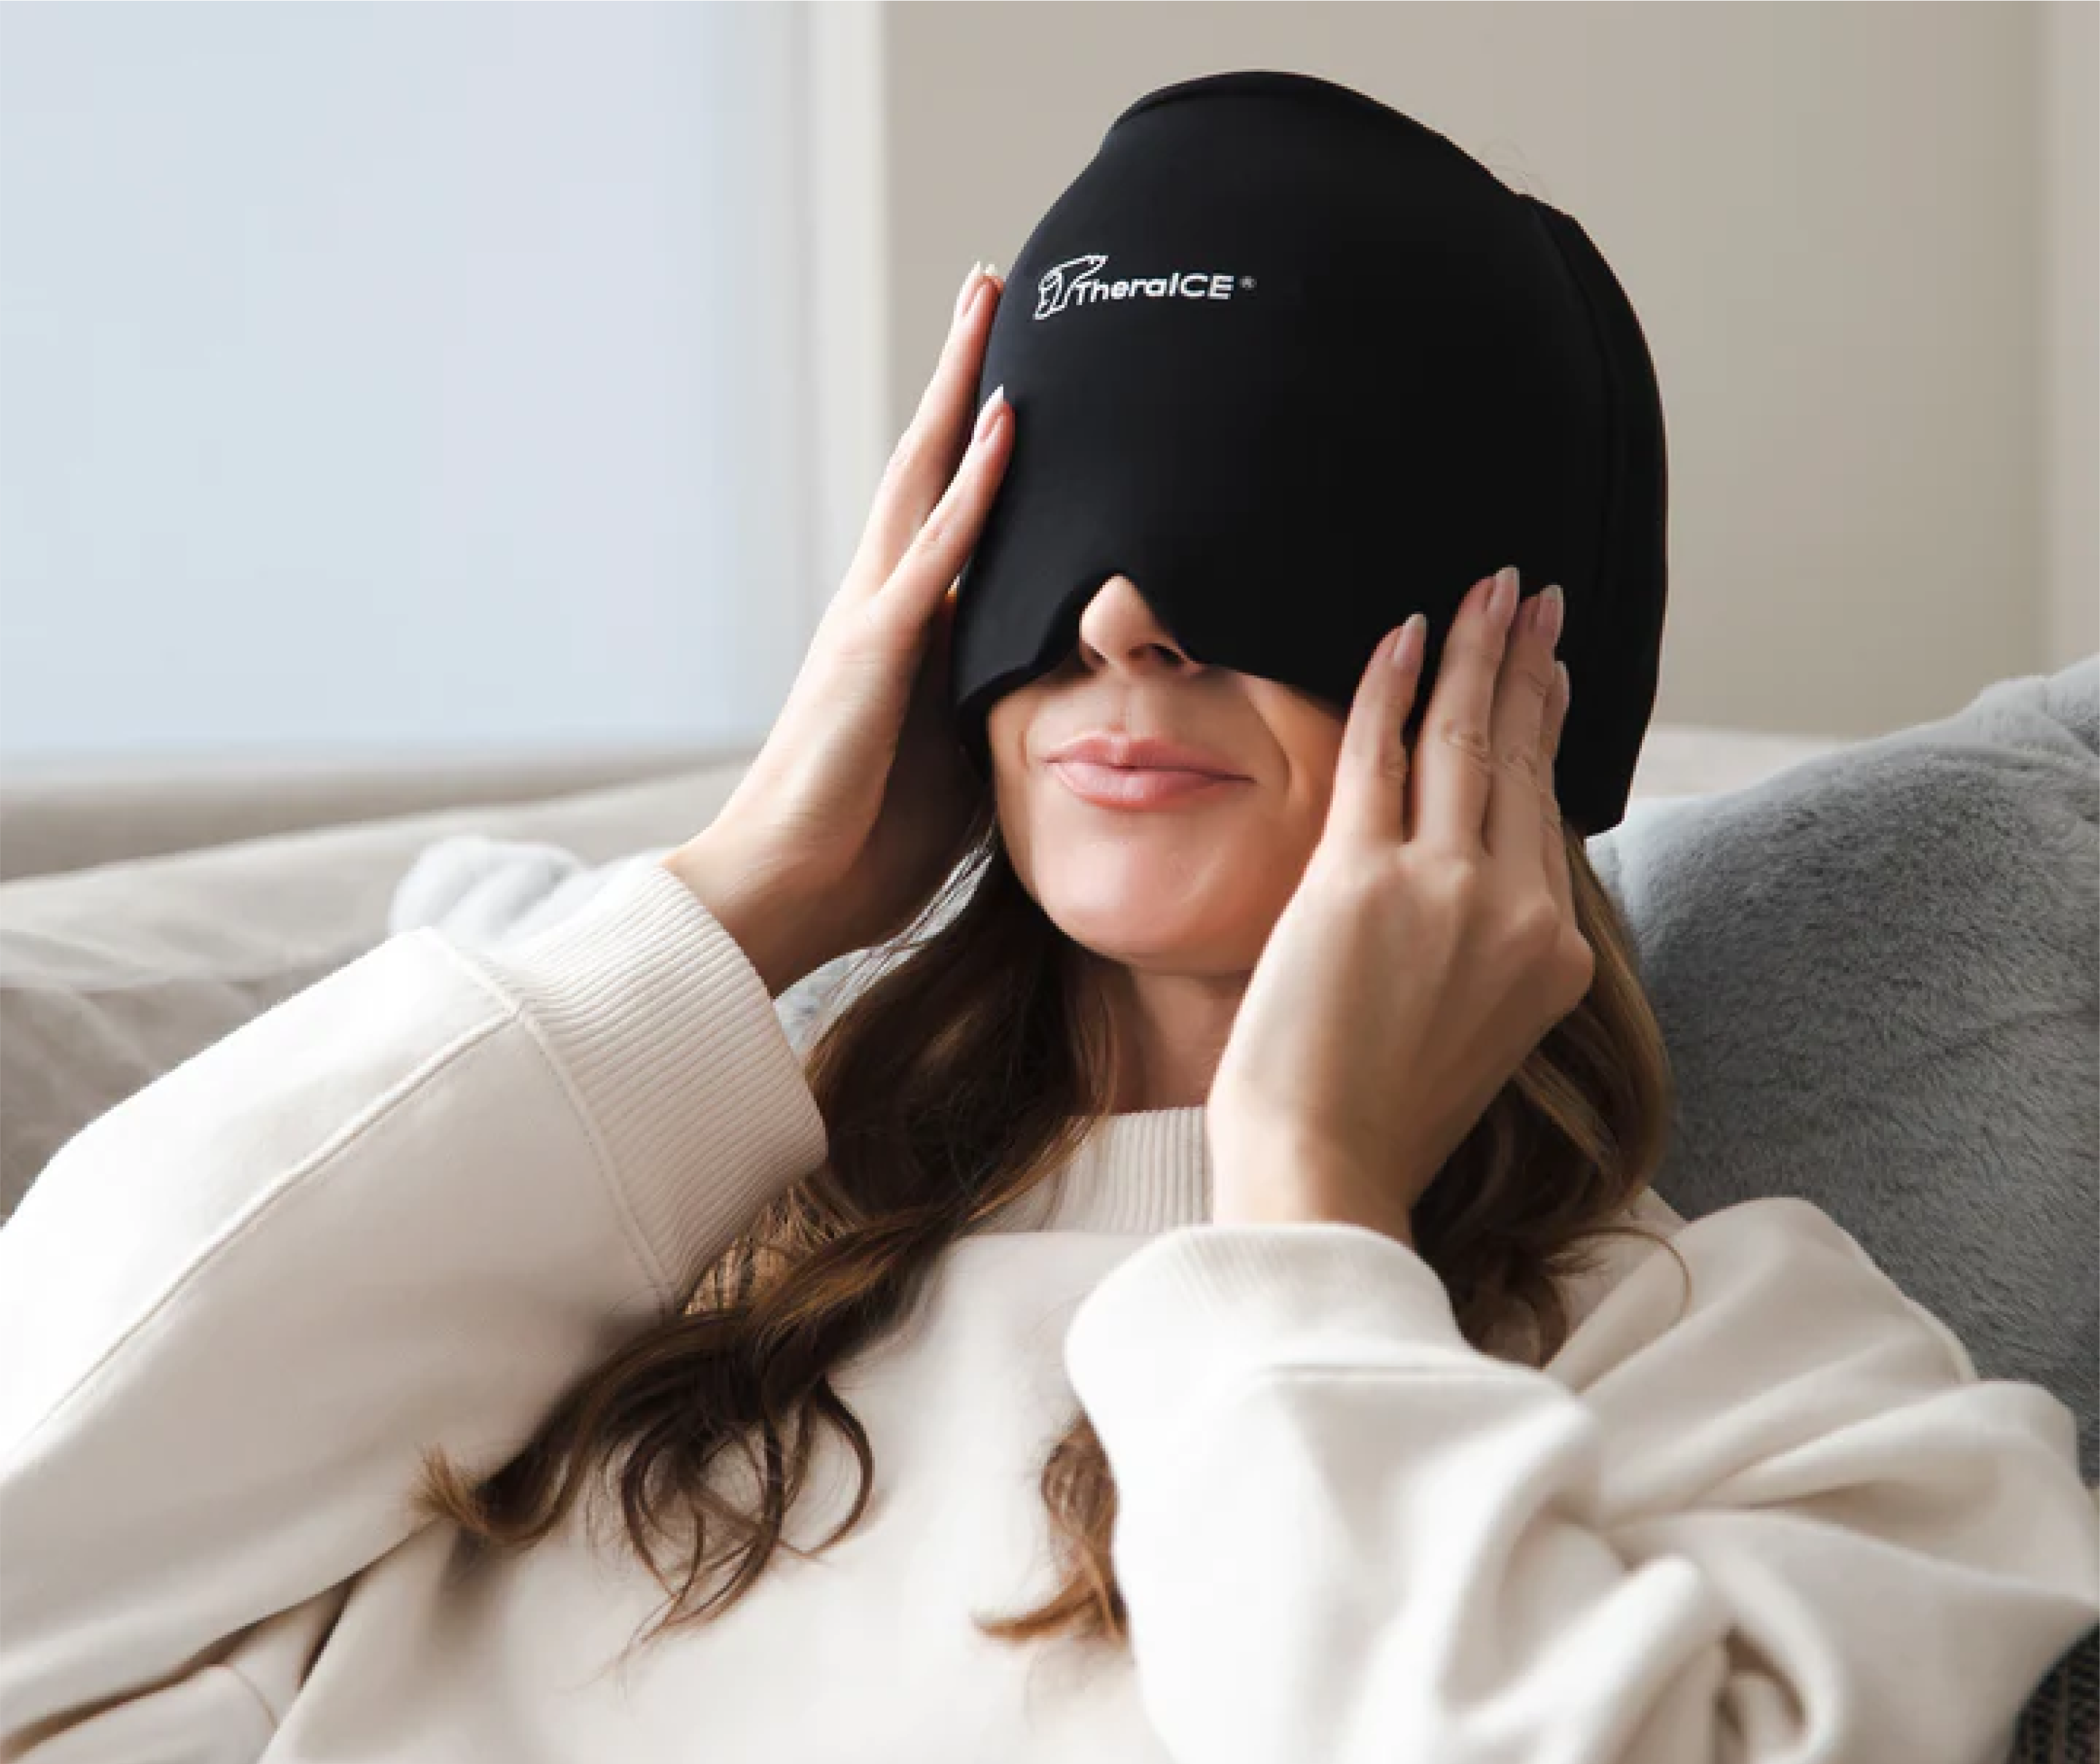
<box><xmin>1049</xmin><ymin>760</ymin><xmax>1248</xmax><ymax>810</ymax></box>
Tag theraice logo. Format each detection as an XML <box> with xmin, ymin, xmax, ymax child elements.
<box><xmin>1034</xmin><ymin>253</ymin><xmax>1251</xmax><ymax>320</ymax></box>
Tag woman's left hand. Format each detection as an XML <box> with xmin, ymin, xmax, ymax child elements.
<box><xmin>1205</xmin><ymin>564</ymin><xmax>1592</xmax><ymax>1247</ymax></box>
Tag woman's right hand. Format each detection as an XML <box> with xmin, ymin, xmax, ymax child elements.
<box><xmin>664</xmin><ymin>261</ymin><xmax>1014</xmax><ymax>998</ymax></box>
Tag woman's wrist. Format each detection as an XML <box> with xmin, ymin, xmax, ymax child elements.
<box><xmin>660</xmin><ymin>840</ymin><xmax>830</xmax><ymax>1001</ymax></box>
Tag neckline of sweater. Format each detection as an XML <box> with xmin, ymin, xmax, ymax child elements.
<box><xmin>971</xmin><ymin>1105</ymin><xmax>1212</xmax><ymax>1236</ymax></box>
<box><xmin>964</xmin><ymin>1104</ymin><xmax>1690</xmax><ymax>1245</ymax></box>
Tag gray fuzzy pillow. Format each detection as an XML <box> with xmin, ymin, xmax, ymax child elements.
<box><xmin>1586</xmin><ymin>655</ymin><xmax>2098</xmax><ymax>1485</ymax></box>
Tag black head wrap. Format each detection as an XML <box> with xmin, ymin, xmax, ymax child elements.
<box><xmin>950</xmin><ymin>68</ymin><xmax>1669</xmax><ymax>837</ymax></box>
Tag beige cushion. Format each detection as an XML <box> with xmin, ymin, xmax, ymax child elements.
<box><xmin>0</xmin><ymin>744</ymin><xmax>737</xmax><ymax>883</ymax></box>
<box><xmin>0</xmin><ymin>758</ymin><xmax>756</xmax><ymax>1219</ymax></box>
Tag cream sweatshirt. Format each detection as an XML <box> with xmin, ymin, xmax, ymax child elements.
<box><xmin>0</xmin><ymin>858</ymin><xmax>2093</xmax><ymax>1764</ymax></box>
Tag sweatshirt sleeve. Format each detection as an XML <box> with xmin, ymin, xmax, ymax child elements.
<box><xmin>0</xmin><ymin>859</ymin><xmax>829</xmax><ymax>1753</ymax></box>
<box><xmin>1064</xmin><ymin>1199</ymin><xmax>2100</xmax><ymax>1764</ymax></box>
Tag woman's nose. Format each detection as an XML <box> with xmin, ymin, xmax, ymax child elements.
<box><xmin>1073</xmin><ymin>575</ymin><xmax>1197</xmax><ymax>680</ymax></box>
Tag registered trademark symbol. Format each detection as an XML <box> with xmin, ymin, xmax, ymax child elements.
<box><xmin>1241</xmin><ymin>276</ymin><xmax>1256</xmax><ymax>289</ymax></box>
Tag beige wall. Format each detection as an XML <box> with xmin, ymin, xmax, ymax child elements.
<box><xmin>2043</xmin><ymin>0</ymin><xmax>2098</xmax><ymax>668</ymax></box>
<box><xmin>882</xmin><ymin>2</ymin><xmax>2096</xmax><ymax>740</ymax></box>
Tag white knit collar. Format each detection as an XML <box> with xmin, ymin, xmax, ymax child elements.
<box><xmin>972</xmin><ymin>1105</ymin><xmax>1212</xmax><ymax>1236</ymax></box>
<box><xmin>964</xmin><ymin>1106</ymin><xmax>1690</xmax><ymax>1245</ymax></box>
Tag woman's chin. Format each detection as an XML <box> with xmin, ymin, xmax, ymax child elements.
<box><xmin>1035</xmin><ymin>871</ymin><xmax>1249</xmax><ymax>961</ymax></box>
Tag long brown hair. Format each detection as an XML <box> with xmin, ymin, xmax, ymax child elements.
<box><xmin>410</xmin><ymin>790</ymin><xmax>1692</xmax><ymax>1656</ymax></box>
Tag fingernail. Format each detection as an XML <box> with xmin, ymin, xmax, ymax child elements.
<box><xmin>1538</xmin><ymin>582</ymin><xmax>1564</xmax><ymax>651</ymax></box>
<box><xmin>1489</xmin><ymin>566</ymin><xmax>1519</xmax><ymax>624</ymax></box>
<box><xmin>954</xmin><ymin>260</ymin><xmax>984</xmax><ymax>324</ymax></box>
<box><xmin>974</xmin><ymin>383</ymin><xmax>1006</xmax><ymax>442</ymax></box>
<box><xmin>1389</xmin><ymin>611</ymin><xmax>1427</xmax><ymax>670</ymax></box>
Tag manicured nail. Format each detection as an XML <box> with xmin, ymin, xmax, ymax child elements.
<box><xmin>1538</xmin><ymin>582</ymin><xmax>1564</xmax><ymax>651</ymax></box>
<box><xmin>955</xmin><ymin>260</ymin><xmax>984</xmax><ymax>324</ymax></box>
<box><xmin>1390</xmin><ymin>611</ymin><xmax>1427</xmax><ymax>671</ymax></box>
<box><xmin>974</xmin><ymin>383</ymin><xmax>1006</xmax><ymax>442</ymax></box>
<box><xmin>1489</xmin><ymin>566</ymin><xmax>1519</xmax><ymax>624</ymax></box>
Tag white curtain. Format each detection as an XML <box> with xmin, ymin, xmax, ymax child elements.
<box><xmin>0</xmin><ymin>1</ymin><xmax>823</xmax><ymax>761</ymax></box>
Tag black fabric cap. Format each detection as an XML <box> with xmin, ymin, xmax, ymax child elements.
<box><xmin>949</xmin><ymin>68</ymin><xmax>1670</xmax><ymax>838</ymax></box>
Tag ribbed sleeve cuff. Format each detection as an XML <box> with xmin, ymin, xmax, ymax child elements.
<box><xmin>1066</xmin><ymin>1222</ymin><xmax>1503</xmax><ymax>1459</ymax></box>
<box><xmin>453</xmin><ymin>857</ymin><xmax>831</xmax><ymax>1300</ymax></box>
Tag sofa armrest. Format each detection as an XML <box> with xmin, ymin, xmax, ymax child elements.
<box><xmin>0</xmin><ymin>743</ymin><xmax>748</xmax><ymax>882</ymax></box>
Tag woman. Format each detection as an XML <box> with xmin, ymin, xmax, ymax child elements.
<box><xmin>5</xmin><ymin>93</ymin><xmax>2097</xmax><ymax>1763</ymax></box>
